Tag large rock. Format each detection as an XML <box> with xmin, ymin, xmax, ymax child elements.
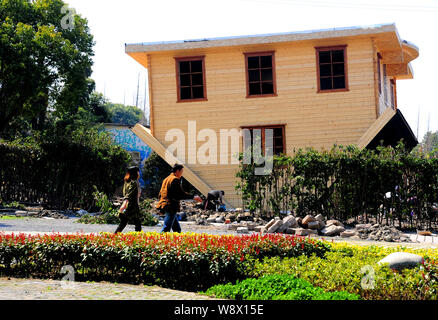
<box><xmin>378</xmin><ymin>252</ymin><xmax>424</xmax><ymax>271</ymax></box>
<box><xmin>315</xmin><ymin>214</ymin><xmax>325</xmax><ymax>223</ymax></box>
<box><xmin>302</xmin><ymin>215</ymin><xmax>316</xmax><ymax>226</ymax></box>
<box><xmin>294</xmin><ymin>228</ymin><xmax>317</xmax><ymax>236</ymax></box>
<box><xmin>278</xmin><ymin>215</ymin><xmax>297</xmax><ymax>233</ymax></box>
<box><xmin>307</xmin><ymin>221</ymin><xmax>320</xmax><ymax>230</ymax></box>
<box><xmin>267</xmin><ymin>220</ymin><xmax>283</xmax><ymax>233</ymax></box>
<box><xmin>236</xmin><ymin>227</ymin><xmax>250</xmax><ymax>234</ymax></box>
<box><xmin>355</xmin><ymin>223</ymin><xmax>372</xmax><ymax>231</ymax></box>
<box><xmin>285</xmin><ymin>228</ymin><xmax>296</xmax><ymax>235</ymax></box>
<box><xmin>340</xmin><ymin>230</ymin><xmax>357</xmax><ymax>238</ymax></box>
<box><xmin>321</xmin><ymin>225</ymin><xmax>345</xmax><ymax>236</ymax></box>
<box><xmin>264</xmin><ymin>219</ymin><xmax>276</xmax><ymax>230</ymax></box>
<box><xmin>326</xmin><ymin>220</ymin><xmax>344</xmax><ymax>228</ymax></box>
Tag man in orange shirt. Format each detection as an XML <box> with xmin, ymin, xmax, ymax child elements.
<box><xmin>156</xmin><ymin>164</ymin><xmax>202</xmax><ymax>232</ymax></box>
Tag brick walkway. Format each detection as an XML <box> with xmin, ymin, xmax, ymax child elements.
<box><xmin>0</xmin><ymin>277</ymin><xmax>219</xmax><ymax>300</ymax></box>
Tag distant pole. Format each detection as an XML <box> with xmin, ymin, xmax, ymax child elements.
<box><xmin>416</xmin><ymin>107</ymin><xmax>420</xmax><ymax>140</ymax></box>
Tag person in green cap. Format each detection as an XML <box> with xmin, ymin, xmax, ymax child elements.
<box><xmin>114</xmin><ymin>166</ymin><xmax>142</xmax><ymax>233</ymax></box>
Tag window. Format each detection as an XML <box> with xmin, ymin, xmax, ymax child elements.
<box><xmin>390</xmin><ymin>79</ymin><xmax>396</xmax><ymax>109</ymax></box>
<box><xmin>383</xmin><ymin>64</ymin><xmax>388</xmax><ymax>103</ymax></box>
<box><xmin>377</xmin><ymin>53</ymin><xmax>382</xmax><ymax>95</ymax></box>
<box><xmin>175</xmin><ymin>56</ymin><xmax>206</xmax><ymax>102</ymax></box>
<box><xmin>242</xmin><ymin>125</ymin><xmax>285</xmax><ymax>156</ymax></box>
<box><xmin>316</xmin><ymin>46</ymin><xmax>348</xmax><ymax>92</ymax></box>
<box><xmin>244</xmin><ymin>52</ymin><xmax>277</xmax><ymax>97</ymax></box>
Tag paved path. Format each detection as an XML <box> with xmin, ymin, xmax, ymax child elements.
<box><xmin>0</xmin><ymin>277</ymin><xmax>217</xmax><ymax>300</ymax></box>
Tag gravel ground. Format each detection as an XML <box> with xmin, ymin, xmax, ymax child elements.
<box><xmin>0</xmin><ymin>216</ymin><xmax>237</xmax><ymax>235</ymax></box>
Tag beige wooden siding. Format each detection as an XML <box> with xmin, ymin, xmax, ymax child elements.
<box><xmin>147</xmin><ymin>38</ymin><xmax>377</xmax><ymax>207</ymax></box>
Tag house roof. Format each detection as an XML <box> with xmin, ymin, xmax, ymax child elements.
<box><xmin>125</xmin><ymin>23</ymin><xmax>401</xmax><ymax>53</ymax></box>
<box><xmin>125</xmin><ymin>23</ymin><xmax>418</xmax><ymax>79</ymax></box>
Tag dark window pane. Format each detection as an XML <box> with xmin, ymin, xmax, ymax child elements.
<box><xmin>319</xmin><ymin>51</ymin><xmax>331</xmax><ymax>64</ymax></box>
<box><xmin>261</xmin><ymin>69</ymin><xmax>273</xmax><ymax>81</ymax></box>
<box><xmin>180</xmin><ymin>74</ymin><xmax>191</xmax><ymax>87</ymax></box>
<box><xmin>260</xmin><ymin>55</ymin><xmax>272</xmax><ymax>68</ymax></box>
<box><xmin>261</xmin><ymin>82</ymin><xmax>274</xmax><ymax>94</ymax></box>
<box><xmin>332</xmin><ymin>63</ymin><xmax>345</xmax><ymax>76</ymax></box>
<box><xmin>333</xmin><ymin>76</ymin><xmax>345</xmax><ymax>89</ymax></box>
<box><xmin>319</xmin><ymin>64</ymin><xmax>332</xmax><ymax>77</ymax></box>
<box><xmin>248</xmin><ymin>70</ymin><xmax>260</xmax><ymax>82</ymax></box>
<box><xmin>190</xmin><ymin>60</ymin><xmax>203</xmax><ymax>73</ymax></box>
<box><xmin>179</xmin><ymin>61</ymin><xmax>190</xmax><ymax>73</ymax></box>
<box><xmin>273</xmin><ymin>127</ymin><xmax>283</xmax><ymax>137</ymax></box>
<box><xmin>332</xmin><ymin>50</ymin><xmax>344</xmax><ymax>63</ymax></box>
<box><xmin>180</xmin><ymin>87</ymin><xmax>192</xmax><ymax>99</ymax></box>
<box><xmin>274</xmin><ymin>136</ymin><xmax>283</xmax><ymax>147</ymax></box>
<box><xmin>249</xmin><ymin>82</ymin><xmax>261</xmax><ymax>95</ymax></box>
<box><xmin>320</xmin><ymin>77</ymin><xmax>332</xmax><ymax>90</ymax></box>
<box><xmin>248</xmin><ymin>56</ymin><xmax>259</xmax><ymax>69</ymax></box>
<box><xmin>192</xmin><ymin>86</ymin><xmax>204</xmax><ymax>99</ymax></box>
<box><xmin>191</xmin><ymin>73</ymin><xmax>203</xmax><ymax>86</ymax></box>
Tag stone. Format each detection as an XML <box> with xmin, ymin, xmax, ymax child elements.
<box><xmin>237</xmin><ymin>227</ymin><xmax>249</xmax><ymax>234</ymax></box>
<box><xmin>318</xmin><ymin>221</ymin><xmax>326</xmax><ymax>229</ymax></box>
<box><xmin>302</xmin><ymin>215</ymin><xmax>316</xmax><ymax>226</ymax></box>
<box><xmin>326</xmin><ymin>220</ymin><xmax>344</xmax><ymax>227</ymax></box>
<box><xmin>215</xmin><ymin>216</ymin><xmax>225</xmax><ymax>223</ymax></box>
<box><xmin>356</xmin><ymin>223</ymin><xmax>372</xmax><ymax>231</ymax></box>
<box><xmin>254</xmin><ymin>226</ymin><xmax>264</xmax><ymax>233</ymax></box>
<box><xmin>418</xmin><ymin>231</ymin><xmax>432</xmax><ymax>236</ymax></box>
<box><xmin>294</xmin><ymin>228</ymin><xmax>312</xmax><ymax>236</ymax></box>
<box><xmin>378</xmin><ymin>252</ymin><xmax>424</xmax><ymax>271</ymax></box>
<box><xmin>340</xmin><ymin>230</ymin><xmax>356</xmax><ymax>238</ymax></box>
<box><xmin>267</xmin><ymin>220</ymin><xmax>283</xmax><ymax>233</ymax></box>
<box><xmin>307</xmin><ymin>221</ymin><xmax>320</xmax><ymax>230</ymax></box>
<box><xmin>296</xmin><ymin>217</ymin><xmax>303</xmax><ymax>226</ymax></box>
<box><xmin>264</xmin><ymin>219</ymin><xmax>276</xmax><ymax>230</ymax></box>
<box><xmin>247</xmin><ymin>222</ymin><xmax>256</xmax><ymax>231</ymax></box>
<box><xmin>285</xmin><ymin>228</ymin><xmax>296</xmax><ymax>235</ymax></box>
<box><xmin>277</xmin><ymin>215</ymin><xmax>297</xmax><ymax>233</ymax></box>
<box><xmin>207</xmin><ymin>217</ymin><xmax>216</xmax><ymax>223</ymax></box>
<box><xmin>315</xmin><ymin>214</ymin><xmax>324</xmax><ymax>222</ymax></box>
<box><xmin>225</xmin><ymin>213</ymin><xmax>236</xmax><ymax>221</ymax></box>
<box><xmin>235</xmin><ymin>208</ymin><xmax>244</xmax><ymax>212</ymax></box>
<box><xmin>226</xmin><ymin>224</ymin><xmax>239</xmax><ymax>231</ymax></box>
<box><xmin>321</xmin><ymin>225</ymin><xmax>345</xmax><ymax>236</ymax></box>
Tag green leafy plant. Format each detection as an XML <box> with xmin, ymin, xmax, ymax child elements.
<box><xmin>202</xmin><ymin>274</ymin><xmax>360</xmax><ymax>300</ymax></box>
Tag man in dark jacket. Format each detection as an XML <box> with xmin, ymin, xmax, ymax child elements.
<box><xmin>156</xmin><ymin>164</ymin><xmax>202</xmax><ymax>232</ymax></box>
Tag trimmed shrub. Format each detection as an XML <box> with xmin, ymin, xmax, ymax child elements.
<box><xmin>250</xmin><ymin>243</ymin><xmax>438</xmax><ymax>300</ymax></box>
<box><xmin>202</xmin><ymin>274</ymin><xmax>360</xmax><ymax>300</ymax></box>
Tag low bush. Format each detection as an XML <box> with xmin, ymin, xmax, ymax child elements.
<box><xmin>0</xmin><ymin>232</ymin><xmax>327</xmax><ymax>291</ymax></box>
<box><xmin>202</xmin><ymin>274</ymin><xmax>360</xmax><ymax>300</ymax></box>
<box><xmin>250</xmin><ymin>243</ymin><xmax>438</xmax><ymax>300</ymax></box>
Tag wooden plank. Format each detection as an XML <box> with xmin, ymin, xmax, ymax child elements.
<box><xmin>131</xmin><ymin>124</ymin><xmax>234</xmax><ymax>208</ymax></box>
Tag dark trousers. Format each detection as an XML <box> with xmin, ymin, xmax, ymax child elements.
<box><xmin>114</xmin><ymin>214</ymin><xmax>142</xmax><ymax>233</ymax></box>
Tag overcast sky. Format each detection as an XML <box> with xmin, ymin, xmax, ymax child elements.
<box><xmin>66</xmin><ymin>0</ymin><xmax>438</xmax><ymax>141</ymax></box>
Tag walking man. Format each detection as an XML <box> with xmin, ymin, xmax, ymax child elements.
<box><xmin>156</xmin><ymin>164</ymin><xmax>202</xmax><ymax>232</ymax></box>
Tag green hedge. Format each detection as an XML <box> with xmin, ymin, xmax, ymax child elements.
<box><xmin>0</xmin><ymin>127</ymin><xmax>130</xmax><ymax>209</ymax></box>
<box><xmin>236</xmin><ymin>143</ymin><xmax>438</xmax><ymax>229</ymax></box>
<box><xmin>202</xmin><ymin>274</ymin><xmax>360</xmax><ymax>300</ymax></box>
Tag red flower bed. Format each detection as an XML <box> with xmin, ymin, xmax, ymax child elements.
<box><xmin>0</xmin><ymin>232</ymin><xmax>329</xmax><ymax>291</ymax></box>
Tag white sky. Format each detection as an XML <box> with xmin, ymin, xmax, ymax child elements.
<box><xmin>66</xmin><ymin>0</ymin><xmax>438</xmax><ymax>141</ymax></box>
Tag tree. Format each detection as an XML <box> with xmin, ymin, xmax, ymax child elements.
<box><xmin>0</xmin><ymin>0</ymin><xmax>94</xmax><ymax>137</ymax></box>
<box><xmin>104</xmin><ymin>103</ymin><xmax>144</xmax><ymax>125</ymax></box>
<box><xmin>412</xmin><ymin>131</ymin><xmax>438</xmax><ymax>156</ymax></box>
